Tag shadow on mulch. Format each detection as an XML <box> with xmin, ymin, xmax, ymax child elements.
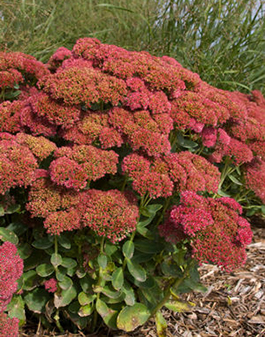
<box><xmin>21</xmin><ymin>220</ymin><xmax>265</xmax><ymax>337</ymax></box>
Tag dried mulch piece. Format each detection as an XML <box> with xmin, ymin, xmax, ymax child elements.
<box><xmin>21</xmin><ymin>224</ymin><xmax>265</xmax><ymax>337</ymax></box>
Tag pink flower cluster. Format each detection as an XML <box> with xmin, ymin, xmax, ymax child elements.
<box><xmin>0</xmin><ymin>312</ymin><xmax>19</xmax><ymax>337</ymax></box>
<box><xmin>44</xmin><ymin>278</ymin><xmax>57</xmax><ymax>293</ymax></box>
<box><xmin>0</xmin><ymin>137</ymin><xmax>38</xmax><ymax>194</ymax></box>
<box><xmin>0</xmin><ymin>51</ymin><xmax>49</xmax><ymax>99</ymax></box>
<box><xmin>244</xmin><ymin>159</ymin><xmax>265</xmax><ymax>204</ymax></box>
<box><xmin>0</xmin><ymin>242</ymin><xmax>23</xmax><ymax>311</ymax></box>
<box><xmin>159</xmin><ymin>191</ymin><xmax>252</xmax><ymax>272</ymax></box>
<box><xmin>122</xmin><ymin>151</ymin><xmax>220</xmax><ymax>198</ymax></box>
<box><xmin>83</xmin><ymin>189</ymin><xmax>139</xmax><ymax>243</ymax></box>
<box><xmin>26</xmin><ymin>173</ymin><xmax>138</xmax><ymax>240</ymax></box>
<box><xmin>50</xmin><ymin>145</ymin><xmax>118</xmax><ymax>189</ymax></box>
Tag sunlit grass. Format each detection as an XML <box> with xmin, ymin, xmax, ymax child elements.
<box><xmin>0</xmin><ymin>0</ymin><xmax>264</xmax><ymax>93</ymax></box>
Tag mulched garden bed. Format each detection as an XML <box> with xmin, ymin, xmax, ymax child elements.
<box><xmin>20</xmin><ymin>221</ymin><xmax>265</xmax><ymax>337</ymax></box>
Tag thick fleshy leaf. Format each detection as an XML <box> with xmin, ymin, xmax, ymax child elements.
<box><xmin>127</xmin><ymin>260</ymin><xmax>146</xmax><ymax>282</ymax></box>
<box><xmin>55</xmin><ymin>267</ymin><xmax>67</xmax><ymax>281</ymax></box>
<box><xmin>112</xmin><ymin>267</ymin><xmax>124</xmax><ymax>290</ymax></box>
<box><xmin>22</xmin><ymin>270</ymin><xmax>39</xmax><ymax>291</ymax></box>
<box><xmin>123</xmin><ymin>283</ymin><xmax>136</xmax><ymax>306</ymax></box>
<box><xmin>164</xmin><ymin>298</ymin><xmax>194</xmax><ymax>312</ymax></box>
<box><xmin>94</xmin><ymin>285</ymin><xmax>122</xmax><ymax>299</ymax></box>
<box><xmin>79</xmin><ymin>275</ymin><xmax>94</xmax><ymax>292</ymax></box>
<box><xmin>140</xmin><ymin>204</ymin><xmax>162</xmax><ymax>217</ymax></box>
<box><xmin>122</xmin><ymin>241</ymin><xmax>134</xmax><ymax>259</ymax></box>
<box><xmin>32</xmin><ymin>237</ymin><xmax>54</xmax><ymax>250</ymax></box>
<box><xmin>155</xmin><ymin>311</ymin><xmax>167</xmax><ymax>337</ymax></box>
<box><xmin>58</xmin><ymin>234</ymin><xmax>71</xmax><ymax>249</ymax></box>
<box><xmin>68</xmin><ymin>301</ymin><xmax>80</xmax><ymax>314</ymax></box>
<box><xmin>136</xmin><ymin>225</ymin><xmax>154</xmax><ymax>239</ymax></box>
<box><xmin>7</xmin><ymin>295</ymin><xmax>26</xmax><ymax>323</ymax></box>
<box><xmin>78</xmin><ymin>303</ymin><xmax>94</xmax><ymax>317</ymax></box>
<box><xmin>58</xmin><ymin>275</ymin><xmax>73</xmax><ymax>290</ymax></box>
<box><xmin>0</xmin><ymin>206</ymin><xmax>4</xmax><ymax>217</ymax></box>
<box><xmin>18</xmin><ymin>242</ymin><xmax>32</xmax><ymax>259</ymax></box>
<box><xmin>105</xmin><ymin>243</ymin><xmax>117</xmax><ymax>256</ymax></box>
<box><xmin>54</xmin><ymin>285</ymin><xmax>77</xmax><ymax>308</ymax></box>
<box><xmin>133</xmin><ymin>276</ymin><xmax>155</xmax><ymax>289</ymax></box>
<box><xmin>51</xmin><ymin>253</ymin><xmax>63</xmax><ymax>267</ymax></box>
<box><xmin>61</xmin><ymin>257</ymin><xmax>77</xmax><ymax>269</ymax></box>
<box><xmin>24</xmin><ymin>288</ymin><xmax>50</xmax><ymax>313</ymax></box>
<box><xmin>96</xmin><ymin>298</ymin><xmax>118</xmax><ymax>329</ymax></box>
<box><xmin>117</xmin><ymin>303</ymin><xmax>150</xmax><ymax>332</ymax></box>
<box><xmin>0</xmin><ymin>227</ymin><xmax>18</xmax><ymax>244</ymax></box>
<box><xmin>131</xmin><ymin>251</ymin><xmax>153</xmax><ymax>264</ymax></box>
<box><xmin>134</xmin><ymin>239</ymin><xmax>163</xmax><ymax>254</ymax></box>
<box><xmin>36</xmin><ymin>263</ymin><xmax>54</xmax><ymax>277</ymax></box>
<box><xmin>78</xmin><ymin>292</ymin><xmax>96</xmax><ymax>306</ymax></box>
<box><xmin>7</xmin><ymin>222</ymin><xmax>28</xmax><ymax>236</ymax></box>
<box><xmin>5</xmin><ymin>204</ymin><xmax>21</xmax><ymax>214</ymax></box>
<box><xmin>98</xmin><ymin>253</ymin><xmax>108</xmax><ymax>269</ymax></box>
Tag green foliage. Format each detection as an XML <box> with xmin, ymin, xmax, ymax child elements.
<box><xmin>0</xmin><ymin>195</ymin><xmax>201</xmax><ymax>334</ymax></box>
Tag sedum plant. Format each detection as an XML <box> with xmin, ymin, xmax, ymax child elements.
<box><xmin>0</xmin><ymin>38</ymin><xmax>263</xmax><ymax>335</ymax></box>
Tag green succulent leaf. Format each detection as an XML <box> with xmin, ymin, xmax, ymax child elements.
<box><xmin>36</xmin><ymin>263</ymin><xmax>54</xmax><ymax>277</ymax></box>
<box><xmin>155</xmin><ymin>311</ymin><xmax>167</xmax><ymax>337</ymax></box>
<box><xmin>97</xmin><ymin>253</ymin><xmax>108</xmax><ymax>269</ymax></box>
<box><xmin>122</xmin><ymin>240</ymin><xmax>134</xmax><ymax>259</ymax></box>
<box><xmin>7</xmin><ymin>295</ymin><xmax>26</xmax><ymax>323</ymax></box>
<box><xmin>61</xmin><ymin>257</ymin><xmax>77</xmax><ymax>269</ymax></box>
<box><xmin>24</xmin><ymin>288</ymin><xmax>50</xmax><ymax>313</ymax></box>
<box><xmin>112</xmin><ymin>267</ymin><xmax>124</xmax><ymax>290</ymax></box>
<box><xmin>127</xmin><ymin>259</ymin><xmax>146</xmax><ymax>282</ymax></box>
<box><xmin>7</xmin><ymin>222</ymin><xmax>28</xmax><ymax>236</ymax></box>
<box><xmin>96</xmin><ymin>298</ymin><xmax>118</xmax><ymax>329</ymax></box>
<box><xmin>0</xmin><ymin>227</ymin><xmax>18</xmax><ymax>244</ymax></box>
<box><xmin>58</xmin><ymin>275</ymin><xmax>73</xmax><ymax>290</ymax></box>
<box><xmin>78</xmin><ymin>303</ymin><xmax>94</xmax><ymax>317</ymax></box>
<box><xmin>32</xmin><ymin>237</ymin><xmax>54</xmax><ymax>250</ymax></box>
<box><xmin>78</xmin><ymin>292</ymin><xmax>96</xmax><ymax>306</ymax></box>
<box><xmin>51</xmin><ymin>253</ymin><xmax>62</xmax><ymax>267</ymax></box>
<box><xmin>54</xmin><ymin>285</ymin><xmax>77</xmax><ymax>308</ymax></box>
<box><xmin>117</xmin><ymin>303</ymin><xmax>150</xmax><ymax>332</ymax></box>
<box><xmin>22</xmin><ymin>270</ymin><xmax>39</xmax><ymax>291</ymax></box>
<box><xmin>58</xmin><ymin>234</ymin><xmax>71</xmax><ymax>249</ymax></box>
<box><xmin>17</xmin><ymin>242</ymin><xmax>32</xmax><ymax>260</ymax></box>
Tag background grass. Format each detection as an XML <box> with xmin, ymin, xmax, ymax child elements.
<box><xmin>1</xmin><ymin>0</ymin><xmax>264</xmax><ymax>93</ymax></box>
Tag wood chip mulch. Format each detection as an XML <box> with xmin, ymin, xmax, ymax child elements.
<box><xmin>20</xmin><ymin>223</ymin><xmax>265</xmax><ymax>337</ymax></box>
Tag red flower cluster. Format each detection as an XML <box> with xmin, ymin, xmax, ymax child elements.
<box><xmin>83</xmin><ymin>189</ymin><xmax>139</xmax><ymax>243</ymax></box>
<box><xmin>122</xmin><ymin>151</ymin><xmax>220</xmax><ymax>198</ymax></box>
<box><xmin>0</xmin><ymin>312</ymin><xmax>19</xmax><ymax>337</ymax></box>
<box><xmin>0</xmin><ymin>51</ymin><xmax>49</xmax><ymax>97</ymax></box>
<box><xmin>159</xmin><ymin>191</ymin><xmax>252</xmax><ymax>272</ymax></box>
<box><xmin>244</xmin><ymin>158</ymin><xmax>265</xmax><ymax>203</ymax></box>
<box><xmin>51</xmin><ymin>145</ymin><xmax>118</xmax><ymax>188</ymax></box>
<box><xmin>0</xmin><ymin>101</ymin><xmax>23</xmax><ymax>133</ymax></box>
<box><xmin>0</xmin><ymin>242</ymin><xmax>23</xmax><ymax>311</ymax></box>
<box><xmin>44</xmin><ymin>278</ymin><xmax>57</xmax><ymax>293</ymax></box>
<box><xmin>0</xmin><ymin>138</ymin><xmax>38</xmax><ymax>194</ymax></box>
<box><xmin>39</xmin><ymin>66</ymin><xmax>127</xmax><ymax>107</ymax></box>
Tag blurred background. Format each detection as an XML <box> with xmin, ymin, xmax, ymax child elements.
<box><xmin>0</xmin><ymin>0</ymin><xmax>264</xmax><ymax>93</ymax></box>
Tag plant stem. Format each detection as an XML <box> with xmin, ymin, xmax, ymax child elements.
<box><xmin>92</xmin><ymin>236</ymin><xmax>105</xmax><ymax>332</ymax></box>
<box><xmin>121</xmin><ymin>175</ymin><xmax>128</xmax><ymax>192</ymax></box>
<box><xmin>54</xmin><ymin>310</ymin><xmax>64</xmax><ymax>333</ymax></box>
<box><xmin>155</xmin><ymin>196</ymin><xmax>172</xmax><ymax>227</ymax></box>
<box><xmin>150</xmin><ymin>260</ymin><xmax>194</xmax><ymax>317</ymax></box>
